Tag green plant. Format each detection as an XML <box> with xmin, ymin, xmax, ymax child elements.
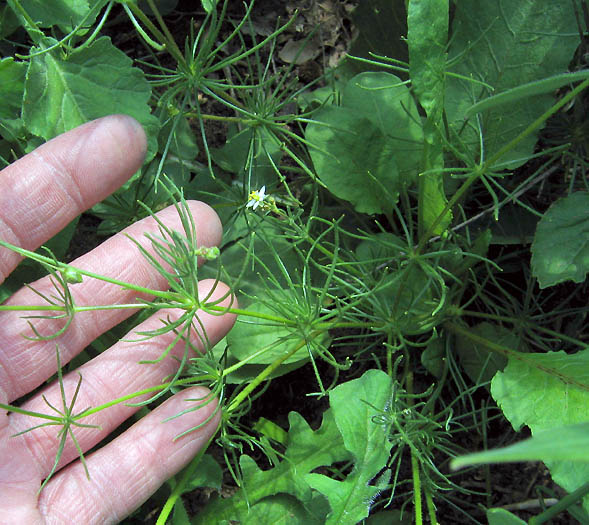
<box><xmin>1</xmin><ymin>0</ymin><xmax>589</xmax><ymax>523</ymax></box>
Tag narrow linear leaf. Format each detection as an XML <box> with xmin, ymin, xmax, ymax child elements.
<box><xmin>407</xmin><ymin>0</ymin><xmax>450</xmax><ymax>236</ymax></box>
<box><xmin>466</xmin><ymin>70</ymin><xmax>589</xmax><ymax>117</ymax></box>
<box><xmin>452</xmin><ymin>421</ymin><xmax>589</xmax><ymax>469</ymax></box>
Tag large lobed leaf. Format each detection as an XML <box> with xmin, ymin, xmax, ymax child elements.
<box><xmin>195</xmin><ymin>370</ymin><xmax>392</xmax><ymax>524</ymax></box>
<box><xmin>195</xmin><ymin>409</ymin><xmax>349</xmax><ymax>523</ymax></box>
<box><xmin>305</xmin><ymin>369</ymin><xmax>393</xmax><ymax>525</ymax></box>
<box><xmin>23</xmin><ymin>36</ymin><xmax>159</xmax><ymax>160</ymax></box>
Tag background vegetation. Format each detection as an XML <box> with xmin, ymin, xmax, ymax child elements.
<box><xmin>1</xmin><ymin>0</ymin><xmax>588</xmax><ymax>523</ymax></box>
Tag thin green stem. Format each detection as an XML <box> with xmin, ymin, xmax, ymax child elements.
<box><xmin>7</xmin><ymin>0</ymin><xmax>40</xmax><ymax>32</ymax></box>
<box><xmin>144</xmin><ymin>0</ymin><xmax>185</xmax><ymax>66</ymax></box>
<box><xmin>411</xmin><ymin>450</ymin><xmax>423</xmax><ymax>525</ymax></box>
<box><xmin>156</xmin><ymin>424</ymin><xmax>219</xmax><ymax>525</ymax></box>
<box><xmin>227</xmin><ymin>331</ymin><xmax>322</xmax><ymax>413</ymax></box>
<box><xmin>122</xmin><ymin>4</ymin><xmax>165</xmax><ymax>52</ymax></box>
<box><xmin>418</xmin><ymin>78</ymin><xmax>589</xmax><ymax>249</ymax></box>
<box><xmin>458</xmin><ymin>309</ymin><xmax>588</xmax><ymax>349</ymax></box>
<box><xmin>425</xmin><ymin>489</ymin><xmax>438</xmax><ymax>525</ymax></box>
<box><xmin>484</xmin><ymin>78</ymin><xmax>589</xmax><ymax>168</ymax></box>
<box><xmin>0</xmin><ymin>239</ymin><xmax>174</xmax><ymax>301</ymax></box>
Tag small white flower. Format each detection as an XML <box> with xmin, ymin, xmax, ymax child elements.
<box><xmin>246</xmin><ymin>186</ymin><xmax>267</xmax><ymax>210</ymax></box>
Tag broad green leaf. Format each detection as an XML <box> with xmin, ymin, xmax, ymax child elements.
<box><xmin>158</xmin><ymin>114</ymin><xmax>198</xmax><ymax>162</ymax></box>
<box><xmin>487</xmin><ymin>508</ymin><xmax>527</xmax><ymax>525</ymax></box>
<box><xmin>531</xmin><ymin>192</ymin><xmax>589</xmax><ymax>288</ymax></box>
<box><xmin>306</xmin><ymin>107</ymin><xmax>400</xmax><ymax>214</ymax></box>
<box><xmin>195</xmin><ymin>409</ymin><xmax>348</xmax><ymax>523</ymax></box>
<box><xmin>306</xmin><ymin>72</ymin><xmax>423</xmax><ymax>214</ymax></box>
<box><xmin>454</xmin><ymin>322</ymin><xmax>514</xmax><ymax>385</ymax></box>
<box><xmin>171</xmin><ymin>500</ymin><xmax>190</xmax><ymax>525</ymax></box>
<box><xmin>169</xmin><ymin>456</ymin><xmax>223</xmax><ymax>524</ymax></box>
<box><xmin>446</xmin><ymin>1</ymin><xmax>579</xmax><ymax>168</ymax></box>
<box><xmin>23</xmin><ymin>36</ymin><xmax>158</xmax><ymax>160</ymax></box>
<box><xmin>0</xmin><ymin>4</ymin><xmax>20</xmax><ymax>38</ymax></box>
<box><xmin>491</xmin><ymin>350</ymin><xmax>589</xmax><ymax>513</ymax></box>
<box><xmin>200</xmin><ymin>215</ymin><xmax>303</xmax><ymax>302</ymax></box>
<box><xmin>17</xmin><ymin>0</ymin><xmax>101</xmax><ymax>31</ymax></box>
<box><xmin>342</xmin><ymin>72</ymin><xmax>422</xmax><ymax>180</ymax></box>
<box><xmin>305</xmin><ymin>369</ymin><xmax>393</xmax><ymax>525</ymax></box>
<box><xmin>452</xmin><ymin>421</ymin><xmax>589</xmax><ymax>469</ymax></box>
<box><xmin>355</xmin><ymin>232</ymin><xmax>406</xmax><ymax>264</ymax></box>
<box><xmin>212</xmin><ymin>125</ymin><xmax>281</xmax><ymax>187</ymax></box>
<box><xmin>422</xmin><ymin>337</ymin><xmax>445</xmax><ymax>379</ymax></box>
<box><xmin>227</xmin><ymin>301</ymin><xmax>311</xmax><ymax>365</ymax></box>
<box><xmin>184</xmin><ymin>454</ymin><xmax>223</xmax><ymax>491</ymax></box>
<box><xmin>0</xmin><ymin>58</ymin><xmax>26</xmax><ymax>119</ymax></box>
<box><xmin>242</xmin><ymin>494</ymin><xmax>323</xmax><ymax>525</ymax></box>
<box><xmin>371</xmin><ymin>263</ymin><xmax>442</xmax><ymax>335</ymax></box>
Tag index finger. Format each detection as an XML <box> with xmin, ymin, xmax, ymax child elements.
<box><xmin>0</xmin><ymin>115</ymin><xmax>147</xmax><ymax>283</ymax></box>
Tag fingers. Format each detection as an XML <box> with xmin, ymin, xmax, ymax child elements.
<box><xmin>0</xmin><ymin>201</ymin><xmax>223</xmax><ymax>402</ymax></box>
<box><xmin>0</xmin><ymin>115</ymin><xmax>147</xmax><ymax>283</ymax></box>
<box><xmin>10</xmin><ymin>279</ymin><xmax>235</xmax><ymax>482</ymax></box>
<box><xmin>39</xmin><ymin>386</ymin><xmax>221</xmax><ymax>524</ymax></box>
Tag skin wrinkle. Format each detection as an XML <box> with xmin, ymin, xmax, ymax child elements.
<box><xmin>42</xmin><ymin>467</ymin><xmax>110</xmax><ymax>525</ymax></box>
<box><xmin>9</xmin><ymin>152</ymin><xmax>75</xmax><ymax>245</ymax></box>
<box><xmin>0</xmin><ymin>214</ymin><xmax>26</xmax><ymax>281</ymax></box>
<box><xmin>0</xmin><ymin>116</ymin><xmax>147</xmax><ymax>283</ymax></box>
<box><xmin>30</xmin><ymin>147</ymin><xmax>86</xmax><ymax>229</ymax></box>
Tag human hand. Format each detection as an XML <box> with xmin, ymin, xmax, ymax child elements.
<box><xmin>0</xmin><ymin>115</ymin><xmax>236</xmax><ymax>523</ymax></box>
